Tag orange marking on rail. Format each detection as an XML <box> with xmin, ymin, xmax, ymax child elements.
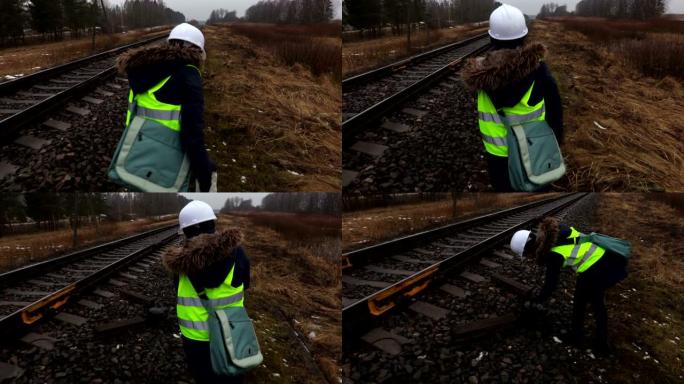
<box><xmin>368</xmin><ymin>266</ymin><xmax>438</xmax><ymax>316</ymax></box>
<box><xmin>20</xmin><ymin>285</ymin><xmax>76</xmax><ymax>324</ymax></box>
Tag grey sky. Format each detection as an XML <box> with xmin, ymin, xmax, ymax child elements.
<box><xmin>180</xmin><ymin>193</ymin><xmax>271</xmax><ymax>209</ymax></box>
<box><xmin>503</xmin><ymin>0</ymin><xmax>684</xmax><ymax>15</ymax></box>
<box><xmin>109</xmin><ymin>0</ymin><xmax>342</xmax><ymax>22</ymax></box>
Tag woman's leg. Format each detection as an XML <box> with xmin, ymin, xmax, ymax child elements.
<box><xmin>571</xmin><ymin>276</ymin><xmax>591</xmax><ymax>344</ymax></box>
<box><xmin>182</xmin><ymin>336</ymin><xmax>215</xmax><ymax>384</ymax></box>
<box><xmin>590</xmin><ymin>287</ymin><xmax>609</xmax><ymax>351</ymax></box>
<box><xmin>485</xmin><ymin>154</ymin><xmax>513</xmax><ymax>192</ymax></box>
<box><xmin>182</xmin><ymin>336</ymin><xmax>246</xmax><ymax>384</ymax></box>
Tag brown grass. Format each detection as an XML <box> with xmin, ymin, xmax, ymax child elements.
<box><xmin>218</xmin><ymin>214</ymin><xmax>340</xmax><ymax>383</ymax></box>
<box><xmin>558</xmin><ymin>18</ymin><xmax>684</xmax><ymax>80</ymax></box>
<box><xmin>233</xmin><ymin>211</ymin><xmax>340</xmax><ymax>259</ymax></box>
<box><xmin>0</xmin><ymin>27</ymin><xmax>170</xmax><ymax>78</ymax></box>
<box><xmin>343</xmin><ymin>193</ymin><xmax>555</xmax><ymax>251</ymax></box>
<box><xmin>229</xmin><ymin>23</ymin><xmax>341</xmax><ymax>81</ymax></box>
<box><xmin>0</xmin><ymin>218</ymin><xmax>176</xmax><ymax>273</ymax></box>
<box><xmin>343</xmin><ymin>24</ymin><xmax>487</xmax><ymax>77</ymax></box>
<box><xmin>594</xmin><ymin>194</ymin><xmax>684</xmax><ymax>382</ymax></box>
<box><xmin>201</xmin><ymin>24</ymin><xmax>341</xmax><ymax>192</ymax></box>
<box><xmin>530</xmin><ymin>20</ymin><xmax>684</xmax><ymax>191</ymax></box>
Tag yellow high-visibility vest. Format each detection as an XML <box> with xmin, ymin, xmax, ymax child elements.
<box><xmin>125</xmin><ymin>64</ymin><xmax>202</xmax><ymax>130</ymax></box>
<box><xmin>176</xmin><ymin>262</ymin><xmax>244</xmax><ymax>341</ymax></box>
<box><xmin>550</xmin><ymin>227</ymin><xmax>606</xmax><ymax>273</ymax></box>
<box><xmin>477</xmin><ymin>81</ymin><xmax>546</xmax><ymax>157</ymax></box>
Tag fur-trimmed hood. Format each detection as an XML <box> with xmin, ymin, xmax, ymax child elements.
<box><xmin>461</xmin><ymin>43</ymin><xmax>547</xmax><ymax>93</ymax></box>
<box><xmin>533</xmin><ymin>216</ymin><xmax>560</xmax><ymax>264</ymax></box>
<box><xmin>116</xmin><ymin>44</ymin><xmax>203</xmax><ymax>95</ymax></box>
<box><xmin>117</xmin><ymin>43</ymin><xmax>202</xmax><ymax>75</ymax></box>
<box><xmin>162</xmin><ymin>229</ymin><xmax>243</xmax><ymax>275</ymax></box>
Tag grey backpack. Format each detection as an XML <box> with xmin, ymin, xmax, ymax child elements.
<box><xmin>207</xmin><ymin>306</ymin><xmax>263</xmax><ymax>376</ymax></box>
<box><xmin>507</xmin><ymin>120</ymin><xmax>566</xmax><ymax>191</ymax></box>
<box><xmin>107</xmin><ymin>108</ymin><xmax>191</xmax><ymax>192</ymax></box>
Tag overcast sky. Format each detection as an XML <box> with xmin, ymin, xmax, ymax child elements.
<box><xmin>180</xmin><ymin>193</ymin><xmax>271</xmax><ymax>209</ymax></box>
<box><xmin>110</xmin><ymin>0</ymin><xmax>342</xmax><ymax>21</ymax></box>
<box><xmin>500</xmin><ymin>0</ymin><xmax>684</xmax><ymax>14</ymax></box>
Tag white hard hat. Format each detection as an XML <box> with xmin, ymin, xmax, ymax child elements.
<box><xmin>179</xmin><ymin>200</ymin><xmax>216</xmax><ymax>231</ymax></box>
<box><xmin>489</xmin><ymin>4</ymin><xmax>528</xmax><ymax>41</ymax></box>
<box><xmin>510</xmin><ymin>230</ymin><xmax>532</xmax><ymax>257</ymax></box>
<box><xmin>169</xmin><ymin>23</ymin><xmax>205</xmax><ymax>55</ymax></box>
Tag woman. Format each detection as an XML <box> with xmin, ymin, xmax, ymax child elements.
<box><xmin>112</xmin><ymin>23</ymin><xmax>216</xmax><ymax>192</ymax></box>
<box><xmin>510</xmin><ymin>217</ymin><xmax>628</xmax><ymax>355</ymax></box>
<box><xmin>163</xmin><ymin>200</ymin><xmax>250</xmax><ymax>383</ymax></box>
<box><xmin>462</xmin><ymin>4</ymin><xmax>563</xmax><ymax>191</ymax></box>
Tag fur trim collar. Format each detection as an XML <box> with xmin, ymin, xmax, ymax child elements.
<box><xmin>534</xmin><ymin>216</ymin><xmax>560</xmax><ymax>264</ymax></box>
<box><xmin>162</xmin><ymin>229</ymin><xmax>243</xmax><ymax>275</ymax></box>
<box><xmin>461</xmin><ymin>43</ymin><xmax>547</xmax><ymax>92</ymax></box>
<box><xmin>117</xmin><ymin>43</ymin><xmax>203</xmax><ymax>75</ymax></box>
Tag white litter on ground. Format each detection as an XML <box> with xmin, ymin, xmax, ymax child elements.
<box><xmin>287</xmin><ymin>170</ymin><xmax>302</xmax><ymax>176</ymax></box>
<box><xmin>240</xmin><ymin>176</ymin><xmax>246</xmax><ymax>184</ymax></box>
<box><xmin>553</xmin><ymin>336</ymin><xmax>562</xmax><ymax>344</ymax></box>
<box><xmin>593</xmin><ymin>121</ymin><xmax>608</xmax><ymax>130</ymax></box>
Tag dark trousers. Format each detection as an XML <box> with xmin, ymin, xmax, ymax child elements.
<box><xmin>182</xmin><ymin>336</ymin><xmax>245</xmax><ymax>384</ymax></box>
<box><xmin>571</xmin><ymin>254</ymin><xmax>628</xmax><ymax>347</ymax></box>
<box><xmin>486</xmin><ymin>154</ymin><xmax>513</xmax><ymax>192</ymax></box>
<box><xmin>572</xmin><ymin>276</ymin><xmax>608</xmax><ymax>346</ymax></box>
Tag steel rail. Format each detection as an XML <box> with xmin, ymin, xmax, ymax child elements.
<box><xmin>0</xmin><ymin>33</ymin><xmax>168</xmax><ymax>141</ymax></box>
<box><xmin>342</xmin><ymin>32</ymin><xmax>489</xmax><ymax>87</ymax></box>
<box><xmin>342</xmin><ymin>39</ymin><xmax>491</xmax><ymax>147</ymax></box>
<box><xmin>0</xmin><ymin>225</ymin><xmax>178</xmax><ymax>337</ymax></box>
<box><xmin>342</xmin><ymin>193</ymin><xmax>588</xmax><ymax>349</ymax></box>
<box><xmin>0</xmin><ymin>32</ymin><xmax>168</xmax><ymax>95</ymax></box>
<box><xmin>0</xmin><ymin>224</ymin><xmax>175</xmax><ymax>288</ymax></box>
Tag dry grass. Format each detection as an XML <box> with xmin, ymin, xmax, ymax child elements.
<box><xmin>530</xmin><ymin>20</ymin><xmax>684</xmax><ymax>191</ymax></box>
<box><xmin>0</xmin><ymin>218</ymin><xmax>176</xmax><ymax>273</ymax></box>
<box><xmin>343</xmin><ymin>193</ymin><xmax>555</xmax><ymax>251</ymax></box>
<box><xmin>201</xmin><ymin>24</ymin><xmax>341</xmax><ymax>192</ymax></box>
<box><xmin>343</xmin><ymin>24</ymin><xmax>487</xmax><ymax>77</ymax></box>
<box><xmin>558</xmin><ymin>18</ymin><xmax>684</xmax><ymax>80</ymax></box>
<box><xmin>594</xmin><ymin>194</ymin><xmax>684</xmax><ymax>382</ymax></box>
<box><xmin>228</xmin><ymin>23</ymin><xmax>341</xmax><ymax>81</ymax></box>
<box><xmin>0</xmin><ymin>27</ymin><xmax>170</xmax><ymax>78</ymax></box>
<box><xmin>217</xmin><ymin>214</ymin><xmax>340</xmax><ymax>383</ymax></box>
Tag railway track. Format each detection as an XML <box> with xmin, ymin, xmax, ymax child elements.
<box><xmin>0</xmin><ymin>33</ymin><xmax>168</xmax><ymax>184</ymax></box>
<box><xmin>0</xmin><ymin>224</ymin><xmax>177</xmax><ymax>338</ymax></box>
<box><xmin>342</xmin><ymin>193</ymin><xmax>588</xmax><ymax>353</ymax></box>
<box><xmin>342</xmin><ymin>33</ymin><xmax>491</xmax><ymax>190</ymax></box>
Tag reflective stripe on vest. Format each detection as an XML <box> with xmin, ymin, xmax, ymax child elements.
<box><xmin>550</xmin><ymin>227</ymin><xmax>606</xmax><ymax>273</ymax></box>
<box><xmin>477</xmin><ymin>81</ymin><xmax>546</xmax><ymax>157</ymax></box>
<box><xmin>125</xmin><ymin>64</ymin><xmax>201</xmax><ymax>131</ymax></box>
<box><xmin>176</xmin><ymin>262</ymin><xmax>244</xmax><ymax>341</ymax></box>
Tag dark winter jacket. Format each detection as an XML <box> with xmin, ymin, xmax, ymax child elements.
<box><xmin>117</xmin><ymin>44</ymin><xmax>216</xmax><ymax>191</ymax></box>
<box><xmin>162</xmin><ymin>229</ymin><xmax>251</xmax><ymax>294</ymax></box>
<box><xmin>534</xmin><ymin>218</ymin><xmax>627</xmax><ymax>303</ymax></box>
<box><xmin>462</xmin><ymin>43</ymin><xmax>564</xmax><ymax>144</ymax></box>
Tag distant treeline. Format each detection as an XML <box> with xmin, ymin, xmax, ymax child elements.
<box><xmin>343</xmin><ymin>0</ymin><xmax>497</xmax><ymax>36</ymax></box>
<box><xmin>0</xmin><ymin>193</ymin><xmax>191</xmax><ymax>236</ymax></box>
<box><xmin>207</xmin><ymin>9</ymin><xmax>239</xmax><ymax>24</ymax></box>
<box><xmin>0</xmin><ymin>0</ymin><xmax>185</xmax><ymax>46</ymax></box>
<box><xmin>575</xmin><ymin>0</ymin><xmax>666</xmax><ymax>19</ymax></box>
<box><xmin>220</xmin><ymin>193</ymin><xmax>340</xmax><ymax>215</ymax></box>
<box><xmin>244</xmin><ymin>0</ymin><xmax>335</xmax><ymax>24</ymax></box>
<box><xmin>538</xmin><ymin>0</ymin><xmax>666</xmax><ymax>19</ymax></box>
